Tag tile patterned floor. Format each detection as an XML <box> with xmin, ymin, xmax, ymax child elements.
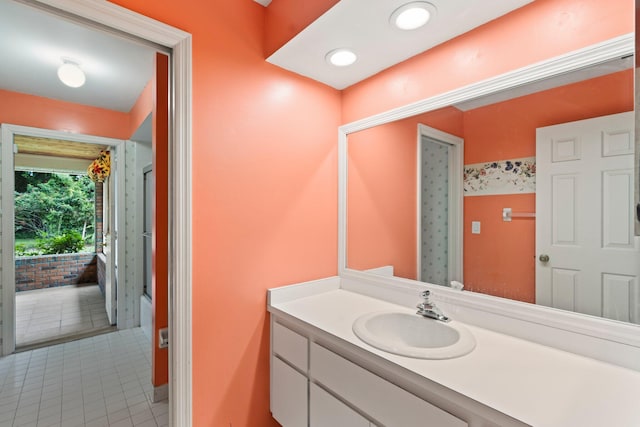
<box><xmin>0</xmin><ymin>328</ymin><xmax>168</xmax><ymax>427</ymax></box>
<box><xmin>16</xmin><ymin>285</ymin><xmax>112</xmax><ymax>349</ymax></box>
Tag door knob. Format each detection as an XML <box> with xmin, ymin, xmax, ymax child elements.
<box><xmin>539</xmin><ymin>254</ymin><xmax>550</xmax><ymax>263</ymax></box>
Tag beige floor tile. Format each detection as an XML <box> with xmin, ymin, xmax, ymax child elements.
<box><xmin>15</xmin><ymin>285</ymin><xmax>111</xmax><ymax>348</ymax></box>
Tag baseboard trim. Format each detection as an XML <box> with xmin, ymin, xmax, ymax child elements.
<box><xmin>153</xmin><ymin>384</ymin><xmax>169</xmax><ymax>403</ymax></box>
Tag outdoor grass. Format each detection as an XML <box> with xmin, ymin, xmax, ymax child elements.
<box><xmin>15</xmin><ymin>237</ymin><xmax>95</xmax><ymax>254</ymax></box>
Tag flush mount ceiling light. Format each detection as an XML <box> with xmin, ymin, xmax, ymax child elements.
<box><xmin>326</xmin><ymin>48</ymin><xmax>357</xmax><ymax>67</ymax></box>
<box><xmin>57</xmin><ymin>59</ymin><xmax>86</xmax><ymax>88</ymax></box>
<box><xmin>390</xmin><ymin>2</ymin><xmax>437</xmax><ymax>30</ymax></box>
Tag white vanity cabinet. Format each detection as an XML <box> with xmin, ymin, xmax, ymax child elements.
<box><xmin>270</xmin><ymin>318</ymin><xmax>468</xmax><ymax>427</ymax></box>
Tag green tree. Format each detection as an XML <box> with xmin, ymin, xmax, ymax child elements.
<box><xmin>15</xmin><ymin>171</ymin><xmax>50</xmax><ymax>193</ymax></box>
<box><xmin>15</xmin><ymin>172</ymin><xmax>95</xmax><ymax>240</ymax></box>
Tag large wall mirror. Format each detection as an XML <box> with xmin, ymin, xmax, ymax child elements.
<box><xmin>341</xmin><ymin>36</ymin><xmax>639</xmax><ymax>329</ymax></box>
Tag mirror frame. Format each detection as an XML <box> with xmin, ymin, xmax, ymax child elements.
<box><xmin>338</xmin><ymin>33</ymin><xmax>640</xmax><ymax>349</ymax></box>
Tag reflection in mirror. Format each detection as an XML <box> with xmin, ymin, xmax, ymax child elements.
<box><xmin>347</xmin><ymin>58</ymin><xmax>639</xmax><ymax>324</ymax></box>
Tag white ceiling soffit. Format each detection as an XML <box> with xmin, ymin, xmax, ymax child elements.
<box><xmin>0</xmin><ymin>0</ymin><xmax>155</xmax><ymax>112</ymax></box>
<box><xmin>253</xmin><ymin>0</ymin><xmax>272</xmax><ymax>6</ymax></box>
<box><xmin>454</xmin><ymin>56</ymin><xmax>634</xmax><ymax>111</ymax></box>
<box><xmin>267</xmin><ymin>0</ymin><xmax>533</xmax><ymax>90</ymax></box>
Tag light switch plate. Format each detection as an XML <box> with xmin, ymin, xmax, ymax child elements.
<box><xmin>159</xmin><ymin>328</ymin><xmax>169</xmax><ymax>349</ymax></box>
<box><xmin>471</xmin><ymin>221</ymin><xmax>481</xmax><ymax>234</ymax></box>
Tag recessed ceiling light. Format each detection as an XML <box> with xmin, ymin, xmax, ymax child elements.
<box><xmin>390</xmin><ymin>2</ymin><xmax>437</xmax><ymax>31</ymax></box>
<box><xmin>57</xmin><ymin>59</ymin><xmax>86</xmax><ymax>88</ymax></box>
<box><xmin>326</xmin><ymin>48</ymin><xmax>357</xmax><ymax>67</ymax></box>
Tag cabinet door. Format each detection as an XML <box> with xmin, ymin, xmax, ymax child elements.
<box><xmin>310</xmin><ymin>383</ymin><xmax>369</xmax><ymax>427</ymax></box>
<box><xmin>271</xmin><ymin>357</ymin><xmax>307</xmax><ymax>427</ymax></box>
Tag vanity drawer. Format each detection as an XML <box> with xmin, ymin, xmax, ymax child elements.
<box><xmin>310</xmin><ymin>343</ymin><xmax>467</xmax><ymax>427</ymax></box>
<box><xmin>310</xmin><ymin>383</ymin><xmax>370</xmax><ymax>427</ymax></box>
<box><xmin>273</xmin><ymin>321</ymin><xmax>308</xmax><ymax>372</ymax></box>
<box><xmin>271</xmin><ymin>356</ymin><xmax>307</xmax><ymax>427</ymax></box>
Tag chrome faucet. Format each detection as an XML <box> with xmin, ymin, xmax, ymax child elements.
<box><xmin>416</xmin><ymin>290</ymin><xmax>449</xmax><ymax>322</ymax></box>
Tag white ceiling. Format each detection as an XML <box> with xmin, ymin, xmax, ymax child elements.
<box><xmin>0</xmin><ymin>0</ymin><xmax>155</xmax><ymax>113</ymax></box>
<box><xmin>4</xmin><ymin>0</ymin><xmax>628</xmax><ymax>120</ymax></box>
<box><xmin>267</xmin><ymin>0</ymin><xmax>533</xmax><ymax>90</ymax></box>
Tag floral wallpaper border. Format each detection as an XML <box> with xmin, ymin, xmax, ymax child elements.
<box><xmin>464</xmin><ymin>157</ymin><xmax>536</xmax><ymax>196</ymax></box>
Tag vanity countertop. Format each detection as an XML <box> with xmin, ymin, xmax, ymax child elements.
<box><xmin>268</xmin><ymin>281</ymin><xmax>640</xmax><ymax>427</ymax></box>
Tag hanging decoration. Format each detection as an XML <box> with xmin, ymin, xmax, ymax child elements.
<box><xmin>87</xmin><ymin>150</ymin><xmax>111</xmax><ymax>183</ymax></box>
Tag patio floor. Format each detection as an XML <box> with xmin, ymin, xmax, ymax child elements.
<box><xmin>16</xmin><ymin>284</ymin><xmax>114</xmax><ymax>350</ymax></box>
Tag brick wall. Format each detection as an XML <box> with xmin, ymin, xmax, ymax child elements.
<box><xmin>16</xmin><ymin>253</ymin><xmax>98</xmax><ymax>292</ymax></box>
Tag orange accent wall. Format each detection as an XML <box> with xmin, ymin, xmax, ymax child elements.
<box><xmin>464</xmin><ymin>70</ymin><xmax>634</xmax><ymax>164</ymax></box>
<box><xmin>342</xmin><ymin>0</ymin><xmax>633</xmax><ymax>123</ymax></box>
<box><xmin>264</xmin><ymin>0</ymin><xmax>339</xmax><ymax>57</ymax></box>
<box><xmin>463</xmin><ymin>194</ymin><xmax>536</xmax><ymax>302</ymax></box>
<box><xmin>0</xmin><ymin>89</ymin><xmax>130</xmax><ymax>139</ymax></box>
<box><xmin>108</xmin><ymin>1</ymin><xmax>341</xmax><ymax>425</ymax></box>
<box><xmin>0</xmin><ymin>83</ymin><xmax>152</xmax><ymax>140</ymax></box>
<box><xmin>152</xmin><ymin>53</ymin><xmax>169</xmax><ymax>387</ymax></box>
<box><xmin>348</xmin><ymin>107</ymin><xmax>463</xmax><ymax>279</ymax></box>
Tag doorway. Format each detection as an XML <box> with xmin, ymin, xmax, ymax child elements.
<box><xmin>3</xmin><ymin>126</ymin><xmax>126</xmax><ymax>351</ymax></box>
<box><xmin>0</xmin><ymin>0</ymin><xmax>192</xmax><ymax>424</ymax></box>
<box><xmin>417</xmin><ymin>124</ymin><xmax>464</xmax><ymax>286</ymax></box>
<box><xmin>13</xmin><ymin>163</ymin><xmax>112</xmax><ymax>350</ymax></box>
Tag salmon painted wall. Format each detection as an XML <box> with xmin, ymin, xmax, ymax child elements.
<box><xmin>464</xmin><ymin>194</ymin><xmax>536</xmax><ymax>301</ymax></box>
<box><xmin>464</xmin><ymin>70</ymin><xmax>635</xmax><ymax>164</ymax></box>
<box><xmin>342</xmin><ymin>0</ymin><xmax>633</xmax><ymax>123</ymax></box>
<box><xmin>347</xmin><ymin>107</ymin><xmax>462</xmax><ymax>279</ymax></box>
<box><xmin>463</xmin><ymin>70</ymin><xmax>633</xmax><ymax>302</ymax></box>
<box><xmin>0</xmin><ymin>84</ymin><xmax>152</xmax><ymax>140</ymax></box>
<box><xmin>0</xmin><ymin>89</ymin><xmax>130</xmax><ymax>139</ymax></box>
<box><xmin>107</xmin><ymin>1</ymin><xmax>341</xmax><ymax>425</ymax></box>
<box><xmin>129</xmin><ymin>80</ymin><xmax>153</xmax><ymax>137</ymax></box>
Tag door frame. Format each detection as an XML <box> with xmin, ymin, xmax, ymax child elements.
<box><xmin>2</xmin><ymin>1</ymin><xmax>193</xmax><ymax>426</ymax></box>
<box><xmin>416</xmin><ymin>124</ymin><xmax>464</xmax><ymax>284</ymax></box>
<box><xmin>1</xmin><ymin>124</ymin><xmax>126</xmax><ymax>344</ymax></box>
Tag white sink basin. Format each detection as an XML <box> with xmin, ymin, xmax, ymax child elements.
<box><xmin>352</xmin><ymin>311</ymin><xmax>476</xmax><ymax>359</ymax></box>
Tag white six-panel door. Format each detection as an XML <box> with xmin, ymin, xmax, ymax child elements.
<box><xmin>536</xmin><ymin>111</ymin><xmax>639</xmax><ymax>324</ymax></box>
